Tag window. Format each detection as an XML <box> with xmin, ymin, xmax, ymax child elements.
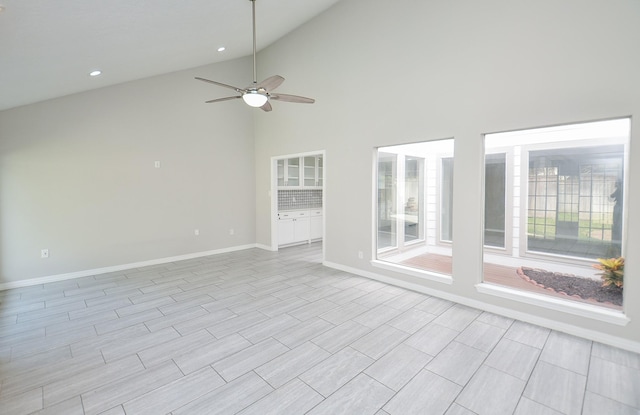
<box><xmin>377</xmin><ymin>154</ymin><xmax>397</xmax><ymax>250</ymax></box>
<box><xmin>485</xmin><ymin>153</ymin><xmax>506</xmax><ymax>248</ymax></box>
<box><xmin>404</xmin><ymin>157</ymin><xmax>424</xmax><ymax>242</ymax></box>
<box><xmin>483</xmin><ymin>119</ymin><xmax>629</xmax><ymax>310</ymax></box>
<box><xmin>527</xmin><ymin>148</ymin><xmax>623</xmax><ymax>258</ymax></box>
<box><xmin>375</xmin><ymin>139</ymin><xmax>454</xmax><ymax>279</ymax></box>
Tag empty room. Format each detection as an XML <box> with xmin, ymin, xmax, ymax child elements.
<box><xmin>1</xmin><ymin>0</ymin><xmax>639</xmax><ymax>414</ymax></box>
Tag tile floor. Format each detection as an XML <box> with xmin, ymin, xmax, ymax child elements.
<box><xmin>0</xmin><ymin>243</ymin><xmax>639</xmax><ymax>415</ymax></box>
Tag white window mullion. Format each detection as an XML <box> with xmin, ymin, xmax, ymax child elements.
<box><xmin>397</xmin><ymin>154</ymin><xmax>406</xmax><ymax>249</ymax></box>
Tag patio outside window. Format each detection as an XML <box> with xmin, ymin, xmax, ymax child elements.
<box><xmin>482</xmin><ymin>118</ymin><xmax>629</xmax><ymax>310</ymax></box>
<box><xmin>376</xmin><ymin>139</ymin><xmax>454</xmax><ymax>279</ymax></box>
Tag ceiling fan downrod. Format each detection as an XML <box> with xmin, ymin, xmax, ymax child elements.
<box><xmin>250</xmin><ymin>0</ymin><xmax>258</xmax><ymax>85</ymax></box>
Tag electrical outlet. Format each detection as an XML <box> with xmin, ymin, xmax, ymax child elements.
<box><xmin>154</xmin><ymin>161</ymin><xmax>160</xmax><ymax>168</ymax></box>
<box><xmin>358</xmin><ymin>251</ymin><xmax>363</xmax><ymax>259</ymax></box>
<box><xmin>229</xmin><ymin>228</ymin><xmax>235</xmax><ymax>235</ymax></box>
<box><xmin>41</xmin><ymin>249</ymin><xmax>49</xmax><ymax>258</ymax></box>
<box><xmin>194</xmin><ymin>229</ymin><xmax>199</xmax><ymax>236</ymax></box>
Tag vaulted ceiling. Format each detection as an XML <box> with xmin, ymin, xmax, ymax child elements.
<box><xmin>0</xmin><ymin>0</ymin><xmax>342</xmax><ymax>111</ymax></box>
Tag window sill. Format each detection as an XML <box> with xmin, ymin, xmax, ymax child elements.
<box><xmin>371</xmin><ymin>260</ymin><xmax>453</xmax><ymax>285</ymax></box>
<box><xmin>475</xmin><ymin>282</ymin><xmax>629</xmax><ymax>326</ymax></box>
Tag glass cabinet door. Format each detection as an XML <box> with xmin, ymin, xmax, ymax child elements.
<box><xmin>287</xmin><ymin>157</ymin><xmax>300</xmax><ymax>186</ymax></box>
<box><xmin>277</xmin><ymin>159</ymin><xmax>285</xmax><ymax>186</ymax></box>
<box><xmin>317</xmin><ymin>156</ymin><xmax>323</xmax><ymax>187</ymax></box>
<box><xmin>276</xmin><ymin>155</ymin><xmax>322</xmax><ymax>188</ymax></box>
<box><xmin>304</xmin><ymin>156</ymin><xmax>316</xmax><ymax>186</ymax></box>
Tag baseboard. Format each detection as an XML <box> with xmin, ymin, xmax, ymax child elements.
<box><xmin>323</xmin><ymin>260</ymin><xmax>640</xmax><ymax>354</ymax></box>
<box><xmin>255</xmin><ymin>243</ymin><xmax>277</xmax><ymax>252</ymax></box>
<box><xmin>0</xmin><ymin>243</ymin><xmax>258</xmax><ymax>291</ymax></box>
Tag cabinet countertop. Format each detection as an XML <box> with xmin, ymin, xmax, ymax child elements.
<box><xmin>278</xmin><ymin>208</ymin><xmax>322</xmax><ymax>213</ymax></box>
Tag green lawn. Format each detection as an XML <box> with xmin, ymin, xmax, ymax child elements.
<box><xmin>527</xmin><ymin>215</ymin><xmax>613</xmax><ymax>242</ymax></box>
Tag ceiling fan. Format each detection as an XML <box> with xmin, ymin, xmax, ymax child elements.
<box><xmin>196</xmin><ymin>0</ymin><xmax>315</xmax><ymax>112</ymax></box>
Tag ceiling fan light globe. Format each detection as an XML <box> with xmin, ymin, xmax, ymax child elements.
<box><xmin>242</xmin><ymin>92</ymin><xmax>268</xmax><ymax>107</ymax></box>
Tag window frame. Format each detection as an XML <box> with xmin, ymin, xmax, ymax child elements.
<box><xmin>483</xmin><ymin>147</ymin><xmax>514</xmax><ymax>254</ymax></box>
<box><xmin>479</xmin><ymin>117</ymin><xmax>630</xmax><ymax>322</ymax></box>
<box><xmin>376</xmin><ymin>152</ymin><xmax>398</xmax><ymax>254</ymax></box>
<box><xmin>403</xmin><ymin>155</ymin><xmax>426</xmax><ymax>246</ymax></box>
<box><xmin>518</xmin><ymin>138</ymin><xmax>627</xmax><ymax>264</ymax></box>
<box><xmin>372</xmin><ymin>138</ymin><xmax>455</xmax><ymax>284</ymax></box>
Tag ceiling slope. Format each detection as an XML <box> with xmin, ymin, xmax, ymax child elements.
<box><xmin>0</xmin><ymin>0</ymin><xmax>342</xmax><ymax>111</ymax></box>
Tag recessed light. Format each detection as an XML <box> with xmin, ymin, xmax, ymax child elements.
<box><xmin>89</xmin><ymin>70</ymin><xmax>102</xmax><ymax>77</ymax></box>
<box><xmin>217</xmin><ymin>47</ymin><xmax>226</xmax><ymax>52</ymax></box>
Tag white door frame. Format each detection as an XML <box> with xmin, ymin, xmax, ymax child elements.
<box><xmin>271</xmin><ymin>150</ymin><xmax>326</xmax><ymax>259</ymax></box>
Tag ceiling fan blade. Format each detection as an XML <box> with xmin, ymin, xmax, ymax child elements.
<box><xmin>205</xmin><ymin>96</ymin><xmax>242</xmax><ymax>103</ymax></box>
<box><xmin>195</xmin><ymin>77</ymin><xmax>244</xmax><ymax>93</ymax></box>
<box><xmin>256</xmin><ymin>75</ymin><xmax>285</xmax><ymax>92</ymax></box>
<box><xmin>270</xmin><ymin>93</ymin><xmax>315</xmax><ymax>104</ymax></box>
<box><xmin>260</xmin><ymin>101</ymin><xmax>273</xmax><ymax>112</ymax></box>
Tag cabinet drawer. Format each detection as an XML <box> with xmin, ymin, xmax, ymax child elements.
<box><xmin>279</xmin><ymin>211</ymin><xmax>308</xmax><ymax>219</ymax></box>
<box><xmin>310</xmin><ymin>210</ymin><xmax>322</xmax><ymax>217</ymax></box>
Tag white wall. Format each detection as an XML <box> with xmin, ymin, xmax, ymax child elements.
<box><xmin>254</xmin><ymin>0</ymin><xmax>640</xmax><ymax>348</ymax></box>
<box><xmin>0</xmin><ymin>57</ymin><xmax>256</xmax><ymax>285</ymax></box>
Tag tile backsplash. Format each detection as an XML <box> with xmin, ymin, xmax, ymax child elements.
<box><xmin>278</xmin><ymin>189</ymin><xmax>323</xmax><ymax>210</ymax></box>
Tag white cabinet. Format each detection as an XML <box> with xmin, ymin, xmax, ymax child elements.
<box><xmin>278</xmin><ymin>155</ymin><xmax>322</xmax><ymax>189</ymax></box>
<box><xmin>295</xmin><ymin>217</ymin><xmax>310</xmax><ymax>242</ymax></box>
<box><xmin>278</xmin><ymin>210</ymin><xmax>322</xmax><ymax>246</ymax></box>
<box><xmin>278</xmin><ymin>210</ymin><xmax>311</xmax><ymax>246</ymax></box>
<box><xmin>277</xmin><ymin>218</ymin><xmax>296</xmax><ymax>245</ymax></box>
<box><xmin>310</xmin><ymin>209</ymin><xmax>323</xmax><ymax>240</ymax></box>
